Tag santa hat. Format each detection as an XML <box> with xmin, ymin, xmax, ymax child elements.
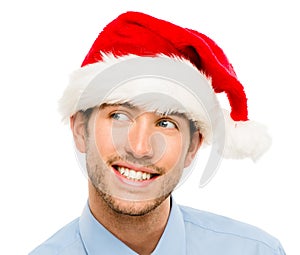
<box><xmin>59</xmin><ymin>11</ymin><xmax>271</xmax><ymax>161</ymax></box>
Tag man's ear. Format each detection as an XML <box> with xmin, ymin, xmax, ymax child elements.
<box><xmin>70</xmin><ymin>112</ymin><xmax>87</xmax><ymax>153</ymax></box>
<box><xmin>184</xmin><ymin>131</ymin><xmax>203</xmax><ymax>168</ymax></box>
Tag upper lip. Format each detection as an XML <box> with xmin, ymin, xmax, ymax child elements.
<box><xmin>112</xmin><ymin>161</ymin><xmax>159</xmax><ymax>175</ymax></box>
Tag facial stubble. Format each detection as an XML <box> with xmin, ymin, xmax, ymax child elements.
<box><xmin>86</xmin><ymin>150</ymin><xmax>183</xmax><ymax>217</ymax></box>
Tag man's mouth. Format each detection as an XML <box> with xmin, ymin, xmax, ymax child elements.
<box><xmin>113</xmin><ymin>165</ymin><xmax>158</xmax><ymax>182</ymax></box>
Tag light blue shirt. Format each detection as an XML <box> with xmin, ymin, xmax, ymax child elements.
<box><xmin>29</xmin><ymin>199</ymin><xmax>285</xmax><ymax>254</ymax></box>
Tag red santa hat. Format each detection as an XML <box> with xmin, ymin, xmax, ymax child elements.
<box><xmin>59</xmin><ymin>11</ymin><xmax>271</xmax><ymax>161</ymax></box>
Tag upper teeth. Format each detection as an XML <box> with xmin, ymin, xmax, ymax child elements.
<box><xmin>117</xmin><ymin>166</ymin><xmax>151</xmax><ymax>181</ymax></box>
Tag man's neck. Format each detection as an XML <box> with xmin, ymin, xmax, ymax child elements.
<box><xmin>88</xmin><ymin>184</ymin><xmax>171</xmax><ymax>255</ymax></box>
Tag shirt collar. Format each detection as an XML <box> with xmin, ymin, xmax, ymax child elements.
<box><xmin>79</xmin><ymin>198</ymin><xmax>186</xmax><ymax>255</ymax></box>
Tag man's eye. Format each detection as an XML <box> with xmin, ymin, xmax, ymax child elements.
<box><xmin>110</xmin><ymin>112</ymin><xmax>130</xmax><ymax>121</ymax></box>
<box><xmin>157</xmin><ymin>120</ymin><xmax>177</xmax><ymax>129</ymax></box>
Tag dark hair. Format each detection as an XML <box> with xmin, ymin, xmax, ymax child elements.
<box><xmin>79</xmin><ymin>108</ymin><xmax>94</xmax><ymax>136</ymax></box>
<box><xmin>80</xmin><ymin>108</ymin><xmax>94</xmax><ymax>122</ymax></box>
<box><xmin>189</xmin><ymin>120</ymin><xmax>198</xmax><ymax>137</ymax></box>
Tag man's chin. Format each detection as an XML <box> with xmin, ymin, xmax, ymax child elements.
<box><xmin>102</xmin><ymin>193</ymin><xmax>169</xmax><ymax>216</ymax></box>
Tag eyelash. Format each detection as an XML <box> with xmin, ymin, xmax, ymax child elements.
<box><xmin>156</xmin><ymin>118</ymin><xmax>178</xmax><ymax>129</ymax></box>
<box><xmin>110</xmin><ymin>112</ymin><xmax>130</xmax><ymax>121</ymax></box>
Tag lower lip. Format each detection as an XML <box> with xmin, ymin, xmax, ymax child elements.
<box><xmin>112</xmin><ymin>167</ymin><xmax>158</xmax><ymax>188</ymax></box>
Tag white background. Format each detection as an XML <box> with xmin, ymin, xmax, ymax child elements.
<box><xmin>0</xmin><ymin>0</ymin><xmax>299</xmax><ymax>254</ymax></box>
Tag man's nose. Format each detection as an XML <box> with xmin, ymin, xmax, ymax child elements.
<box><xmin>125</xmin><ymin>120</ymin><xmax>155</xmax><ymax>159</ymax></box>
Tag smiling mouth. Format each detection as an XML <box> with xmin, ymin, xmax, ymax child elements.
<box><xmin>113</xmin><ymin>165</ymin><xmax>159</xmax><ymax>182</ymax></box>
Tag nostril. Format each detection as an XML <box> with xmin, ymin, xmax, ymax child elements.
<box><xmin>126</xmin><ymin>133</ymin><xmax>154</xmax><ymax>158</ymax></box>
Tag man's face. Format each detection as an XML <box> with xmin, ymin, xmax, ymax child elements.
<box><xmin>73</xmin><ymin>104</ymin><xmax>201</xmax><ymax>216</ymax></box>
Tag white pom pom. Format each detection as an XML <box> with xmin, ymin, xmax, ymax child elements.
<box><xmin>222</xmin><ymin>111</ymin><xmax>272</xmax><ymax>161</ymax></box>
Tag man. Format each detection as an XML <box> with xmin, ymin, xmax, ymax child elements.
<box><xmin>30</xmin><ymin>11</ymin><xmax>285</xmax><ymax>254</ymax></box>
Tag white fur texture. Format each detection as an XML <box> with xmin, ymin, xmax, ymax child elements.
<box><xmin>58</xmin><ymin>54</ymin><xmax>208</xmax><ymax>122</ymax></box>
<box><xmin>222</xmin><ymin>110</ymin><xmax>272</xmax><ymax>161</ymax></box>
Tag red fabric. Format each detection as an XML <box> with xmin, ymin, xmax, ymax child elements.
<box><xmin>81</xmin><ymin>11</ymin><xmax>248</xmax><ymax>121</ymax></box>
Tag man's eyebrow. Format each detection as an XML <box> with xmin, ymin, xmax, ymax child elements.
<box><xmin>160</xmin><ymin>110</ymin><xmax>184</xmax><ymax>117</ymax></box>
<box><xmin>100</xmin><ymin>102</ymin><xmax>136</xmax><ymax>109</ymax></box>
<box><xmin>159</xmin><ymin>111</ymin><xmax>190</xmax><ymax>120</ymax></box>
<box><xmin>120</xmin><ymin>102</ymin><xmax>136</xmax><ymax>109</ymax></box>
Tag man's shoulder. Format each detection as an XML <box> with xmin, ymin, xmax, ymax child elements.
<box><xmin>29</xmin><ymin>218</ymin><xmax>85</xmax><ymax>255</ymax></box>
<box><xmin>178</xmin><ymin>205</ymin><xmax>285</xmax><ymax>254</ymax></box>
